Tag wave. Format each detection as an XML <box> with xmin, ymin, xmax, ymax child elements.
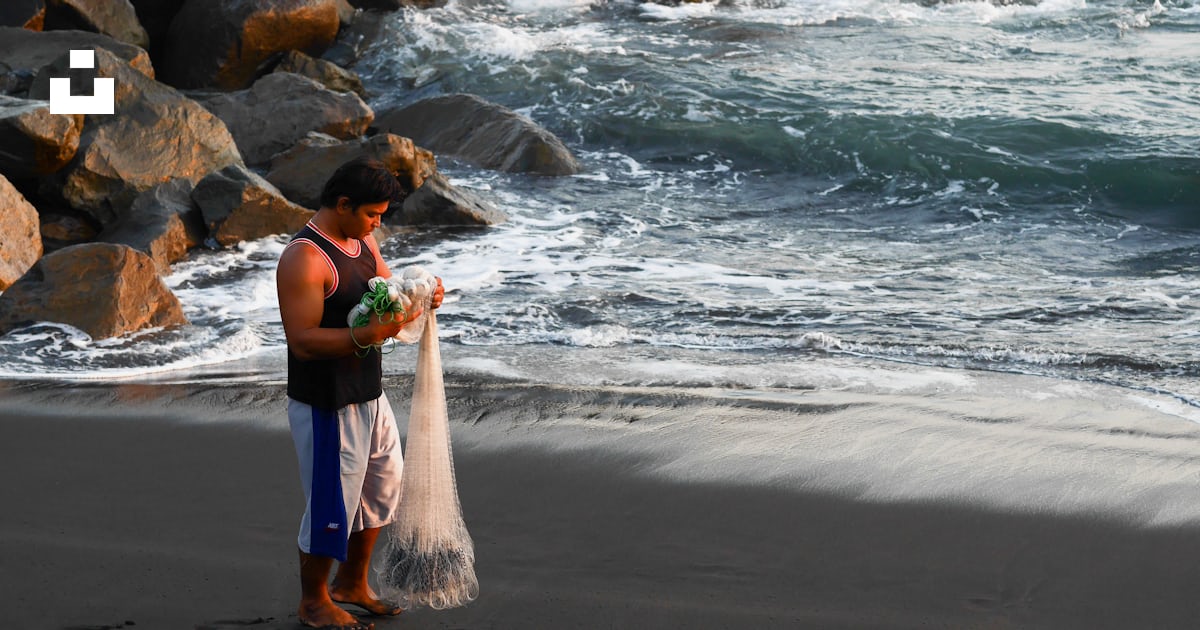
<box><xmin>361</xmin><ymin>0</ymin><xmax>1199</xmax><ymax>225</ymax></box>
<box><xmin>578</xmin><ymin>104</ymin><xmax>1200</xmax><ymax>224</ymax></box>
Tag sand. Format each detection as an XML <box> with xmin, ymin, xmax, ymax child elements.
<box><xmin>3</xmin><ymin>366</ymin><xmax>1200</xmax><ymax>629</ymax></box>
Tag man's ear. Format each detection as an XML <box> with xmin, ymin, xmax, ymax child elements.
<box><xmin>335</xmin><ymin>196</ymin><xmax>352</xmax><ymax>213</ymax></box>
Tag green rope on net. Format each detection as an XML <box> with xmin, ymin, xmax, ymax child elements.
<box><xmin>350</xmin><ymin>281</ymin><xmax>407</xmax><ymax>357</ymax></box>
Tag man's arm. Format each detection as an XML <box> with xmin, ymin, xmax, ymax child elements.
<box><xmin>277</xmin><ymin>242</ymin><xmax>409</xmax><ymax>361</ymax></box>
<box><xmin>365</xmin><ymin>232</ymin><xmax>392</xmax><ymax>279</ymax></box>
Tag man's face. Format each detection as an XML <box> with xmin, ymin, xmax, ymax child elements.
<box><xmin>339</xmin><ymin>199</ymin><xmax>389</xmax><ymax>238</ymax></box>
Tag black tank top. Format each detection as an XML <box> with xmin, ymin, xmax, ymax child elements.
<box><xmin>285</xmin><ymin>222</ymin><xmax>383</xmax><ymax>410</ymax></box>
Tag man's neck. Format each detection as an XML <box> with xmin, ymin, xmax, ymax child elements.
<box><xmin>311</xmin><ymin>209</ymin><xmax>353</xmax><ymax>245</ymax></box>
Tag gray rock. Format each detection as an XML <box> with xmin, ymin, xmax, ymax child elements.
<box><xmin>319</xmin><ymin>8</ymin><xmax>386</xmax><ymax>67</ymax></box>
<box><xmin>0</xmin><ymin>95</ymin><xmax>82</xmax><ymax>178</ymax></box>
<box><xmin>200</xmin><ymin>72</ymin><xmax>373</xmax><ymax>165</ymax></box>
<box><xmin>274</xmin><ymin>49</ymin><xmax>365</xmax><ymax>97</ymax></box>
<box><xmin>0</xmin><ymin>174</ymin><xmax>44</xmax><ymax>290</ymax></box>
<box><xmin>0</xmin><ymin>27</ymin><xmax>155</xmax><ymax>87</ymax></box>
<box><xmin>38</xmin><ymin>207</ymin><xmax>98</xmax><ymax>252</ymax></box>
<box><xmin>395</xmin><ymin>172</ymin><xmax>506</xmax><ymax>226</ymax></box>
<box><xmin>28</xmin><ymin>48</ymin><xmax>242</xmax><ymax>226</ymax></box>
<box><xmin>162</xmin><ymin>0</ymin><xmax>340</xmax><ymax>90</ymax></box>
<box><xmin>98</xmin><ymin>178</ymin><xmax>204</xmax><ymax>273</ymax></box>
<box><xmin>333</xmin><ymin>0</ymin><xmax>357</xmax><ymax>25</ymax></box>
<box><xmin>374</xmin><ymin>93</ymin><xmax>579</xmax><ymax>176</ymax></box>
<box><xmin>265</xmin><ymin>132</ymin><xmax>436</xmax><ymax>209</ymax></box>
<box><xmin>192</xmin><ymin>163</ymin><xmax>314</xmax><ymax>247</ymax></box>
<box><xmin>0</xmin><ymin>63</ymin><xmax>35</xmax><ymax>97</ymax></box>
<box><xmin>0</xmin><ymin>242</ymin><xmax>188</xmax><ymax>339</ymax></box>
<box><xmin>44</xmin><ymin>0</ymin><xmax>150</xmax><ymax>49</ymax></box>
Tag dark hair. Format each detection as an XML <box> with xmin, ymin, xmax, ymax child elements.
<box><xmin>318</xmin><ymin>157</ymin><xmax>403</xmax><ymax>210</ymax></box>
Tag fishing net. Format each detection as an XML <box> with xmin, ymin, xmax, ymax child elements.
<box><xmin>347</xmin><ymin>268</ymin><xmax>437</xmax><ymax>355</ymax></box>
<box><xmin>376</xmin><ymin>270</ymin><xmax>479</xmax><ymax>610</ymax></box>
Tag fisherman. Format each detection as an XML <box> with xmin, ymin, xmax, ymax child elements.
<box><xmin>276</xmin><ymin>157</ymin><xmax>444</xmax><ymax>629</ymax></box>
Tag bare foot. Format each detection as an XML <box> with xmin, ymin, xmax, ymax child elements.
<box><xmin>299</xmin><ymin>598</ymin><xmax>374</xmax><ymax>629</ymax></box>
<box><xmin>330</xmin><ymin>584</ymin><xmax>403</xmax><ymax>617</ymax></box>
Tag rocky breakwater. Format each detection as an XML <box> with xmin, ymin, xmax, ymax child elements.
<box><xmin>0</xmin><ymin>0</ymin><xmax>579</xmax><ymax>343</ymax></box>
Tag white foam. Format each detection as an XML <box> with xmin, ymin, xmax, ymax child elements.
<box><xmin>782</xmin><ymin>125</ymin><xmax>806</xmax><ymax>138</ymax></box>
<box><xmin>506</xmin><ymin>0</ymin><xmax>597</xmax><ymax>13</ymax></box>
<box><xmin>638</xmin><ymin>0</ymin><xmax>718</xmax><ymax>21</ymax></box>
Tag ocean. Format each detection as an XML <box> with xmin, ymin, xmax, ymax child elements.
<box><xmin>1</xmin><ymin>0</ymin><xmax>1198</xmax><ymax>412</ymax></box>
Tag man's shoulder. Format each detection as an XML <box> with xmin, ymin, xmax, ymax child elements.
<box><xmin>279</xmin><ymin>238</ymin><xmax>333</xmax><ymax>274</ymax></box>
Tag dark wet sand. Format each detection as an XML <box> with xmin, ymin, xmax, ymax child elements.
<box><xmin>4</xmin><ymin>386</ymin><xmax>1200</xmax><ymax>630</ymax></box>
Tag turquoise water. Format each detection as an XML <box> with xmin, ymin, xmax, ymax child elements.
<box><xmin>1</xmin><ymin>0</ymin><xmax>1197</xmax><ymax>407</ymax></box>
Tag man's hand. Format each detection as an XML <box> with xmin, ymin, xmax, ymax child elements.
<box><xmin>359</xmin><ymin>309</ymin><xmax>408</xmax><ymax>346</ymax></box>
<box><xmin>432</xmin><ymin>277</ymin><xmax>445</xmax><ymax>309</ymax></box>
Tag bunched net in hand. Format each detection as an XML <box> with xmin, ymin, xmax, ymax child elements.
<box><xmin>376</xmin><ymin>299</ymin><xmax>479</xmax><ymax>609</ymax></box>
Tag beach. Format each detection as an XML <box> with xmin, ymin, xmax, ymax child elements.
<box><xmin>3</xmin><ymin>0</ymin><xmax>1199</xmax><ymax>628</ymax></box>
<box><xmin>5</xmin><ymin>358</ymin><xmax>1200</xmax><ymax>630</ymax></box>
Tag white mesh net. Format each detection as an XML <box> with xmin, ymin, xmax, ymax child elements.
<box><xmin>376</xmin><ymin>293</ymin><xmax>479</xmax><ymax>609</ymax></box>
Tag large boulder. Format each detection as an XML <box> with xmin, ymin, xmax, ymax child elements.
<box><xmin>43</xmin><ymin>0</ymin><xmax>150</xmax><ymax>49</ymax></box>
<box><xmin>374</xmin><ymin>93</ymin><xmax>580</xmax><ymax>176</ymax></box>
<box><xmin>162</xmin><ymin>0</ymin><xmax>340</xmax><ymax>90</ymax></box>
<box><xmin>0</xmin><ymin>95</ymin><xmax>83</xmax><ymax>179</ymax></box>
<box><xmin>273</xmin><ymin>49</ymin><xmax>365</xmax><ymax>97</ymax></box>
<box><xmin>0</xmin><ymin>1</ymin><xmax>46</xmax><ymax>29</ymax></box>
<box><xmin>0</xmin><ymin>174</ymin><xmax>44</xmax><ymax>290</ymax></box>
<box><xmin>27</xmin><ymin>47</ymin><xmax>243</xmax><ymax>226</ymax></box>
<box><xmin>393</xmin><ymin>172</ymin><xmax>506</xmax><ymax>226</ymax></box>
<box><xmin>98</xmin><ymin>178</ymin><xmax>205</xmax><ymax>273</ymax></box>
<box><xmin>0</xmin><ymin>27</ymin><xmax>155</xmax><ymax>89</ymax></box>
<box><xmin>199</xmin><ymin>72</ymin><xmax>373</xmax><ymax>165</ymax></box>
<box><xmin>265</xmin><ymin>132</ymin><xmax>435</xmax><ymax>208</ymax></box>
<box><xmin>192</xmin><ymin>163</ymin><xmax>313</xmax><ymax>247</ymax></box>
<box><xmin>0</xmin><ymin>242</ymin><xmax>188</xmax><ymax>339</ymax></box>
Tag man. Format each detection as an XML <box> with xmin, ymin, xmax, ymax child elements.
<box><xmin>277</xmin><ymin>157</ymin><xmax>444</xmax><ymax>630</ymax></box>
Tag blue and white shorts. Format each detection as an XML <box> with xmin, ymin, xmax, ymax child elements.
<box><xmin>288</xmin><ymin>393</ymin><xmax>404</xmax><ymax>561</ymax></box>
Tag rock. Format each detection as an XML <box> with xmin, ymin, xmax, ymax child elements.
<box><xmin>98</xmin><ymin>179</ymin><xmax>204</xmax><ymax>272</ymax></box>
<box><xmin>0</xmin><ymin>64</ymin><xmax>36</xmax><ymax>97</ymax></box>
<box><xmin>0</xmin><ymin>95</ymin><xmax>83</xmax><ymax>178</ymax></box>
<box><xmin>28</xmin><ymin>47</ymin><xmax>242</xmax><ymax>226</ymax></box>
<box><xmin>0</xmin><ymin>174</ymin><xmax>44</xmax><ymax>290</ymax></box>
<box><xmin>44</xmin><ymin>0</ymin><xmax>150</xmax><ymax>49</ymax></box>
<box><xmin>0</xmin><ymin>1</ymin><xmax>46</xmax><ymax>29</ymax></box>
<box><xmin>374</xmin><ymin>93</ymin><xmax>580</xmax><ymax>176</ymax></box>
<box><xmin>265</xmin><ymin>132</ymin><xmax>436</xmax><ymax>208</ymax></box>
<box><xmin>0</xmin><ymin>242</ymin><xmax>188</xmax><ymax>339</ymax></box>
<box><xmin>39</xmin><ymin>208</ymin><xmax>98</xmax><ymax>252</ymax></box>
<box><xmin>191</xmin><ymin>163</ymin><xmax>314</xmax><ymax>247</ymax></box>
<box><xmin>319</xmin><ymin>8</ymin><xmax>385</xmax><ymax>67</ymax></box>
<box><xmin>127</xmin><ymin>0</ymin><xmax>186</xmax><ymax>60</ymax></box>
<box><xmin>162</xmin><ymin>0</ymin><xmax>340</xmax><ymax>90</ymax></box>
<box><xmin>199</xmin><ymin>72</ymin><xmax>373</xmax><ymax>165</ymax></box>
<box><xmin>332</xmin><ymin>0</ymin><xmax>356</xmax><ymax>25</ymax></box>
<box><xmin>274</xmin><ymin>49</ymin><xmax>365</xmax><ymax>97</ymax></box>
<box><xmin>394</xmin><ymin>172</ymin><xmax>505</xmax><ymax>226</ymax></box>
<box><xmin>0</xmin><ymin>27</ymin><xmax>155</xmax><ymax>87</ymax></box>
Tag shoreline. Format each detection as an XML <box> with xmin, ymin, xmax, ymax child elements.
<box><xmin>4</xmin><ymin>370</ymin><xmax>1200</xmax><ymax>628</ymax></box>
